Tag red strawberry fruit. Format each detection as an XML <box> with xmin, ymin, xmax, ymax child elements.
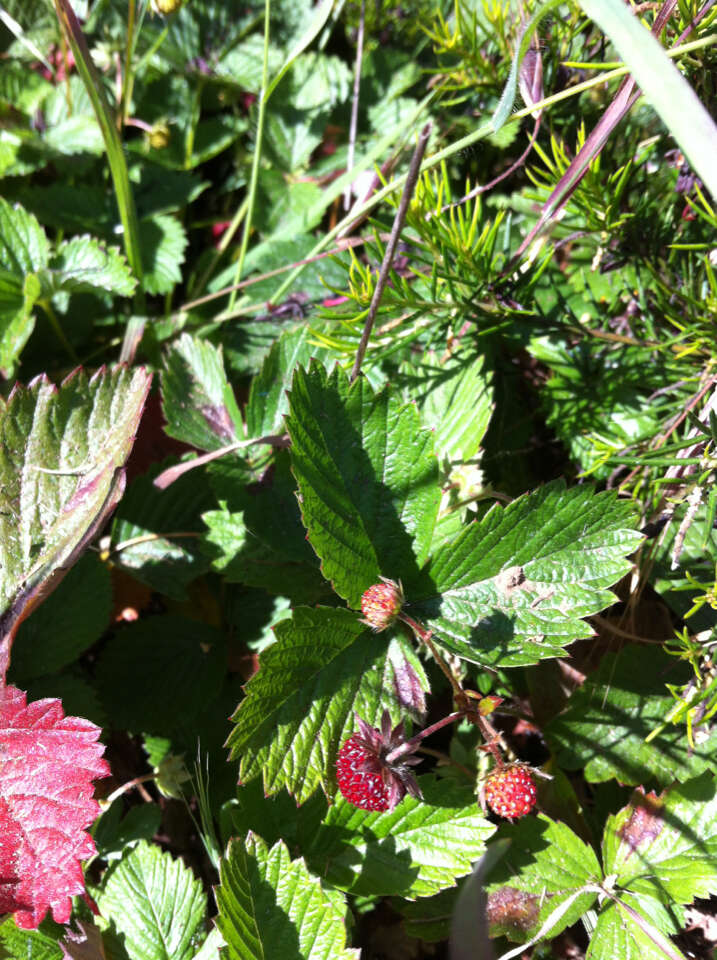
<box><xmin>336</xmin><ymin>712</ymin><xmax>421</xmax><ymax>812</ymax></box>
<box><xmin>484</xmin><ymin>765</ymin><xmax>537</xmax><ymax>819</ymax></box>
<box><xmin>360</xmin><ymin>577</ymin><xmax>403</xmax><ymax>632</ymax></box>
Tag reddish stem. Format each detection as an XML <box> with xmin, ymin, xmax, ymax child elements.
<box><xmin>385</xmin><ymin>711</ymin><xmax>464</xmax><ymax>763</ymax></box>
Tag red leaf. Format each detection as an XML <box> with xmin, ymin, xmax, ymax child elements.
<box><xmin>0</xmin><ymin>685</ymin><xmax>109</xmax><ymax>929</ymax></box>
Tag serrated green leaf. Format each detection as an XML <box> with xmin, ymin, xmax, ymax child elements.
<box><xmin>0</xmin><ymin>197</ymin><xmax>50</xmax><ymax>276</ymax></box>
<box><xmin>0</xmin><ymin>270</ymin><xmax>39</xmax><ymax>378</ymax></box>
<box><xmin>226</xmin><ymin>606</ymin><xmax>429</xmax><ymax>802</ymax></box>
<box><xmin>97</xmin><ymin>841</ymin><xmax>207</xmax><ymax>960</ymax></box>
<box><xmin>547</xmin><ymin>645</ymin><xmax>717</xmax><ymax>786</ymax></box>
<box><xmin>0</xmin><ymin>366</ymin><xmax>151</xmax><ymax>654</ymax></box>
<box><xmin>162</xmin><ymin>333</ymin><xmax>244</xmax><ymax>451</ymax></box>
<box><xmin>307</xmin><ymin>777</ymin><xmax>495</xmax><ymax>898</ymax></box>
<box><xmin>96</xmin><ymin>615</ymin><xmax>226</xmax><ymax>736</ymax></box>
<box><xmin>202</xmin><ymin>507</ymin><xmax>328</xmax><ymax>604</ymax></box>
<box><xmin>246</xmin><ymin>326</ymin><xmax>330</xmax><ymax>438</ymax></box>
<box><xmin>10</xmin><ymin>552</ymin><xmax>111</xmax><ymax>682</ymax></box>
<box><xmin>410</xmin><ymin>480</ymin><xmax>643</xmax><ymax>667</ymax></box>
<box><xmin>484</xmin><ymin>815</ymin><xmax>601</xmax><ymax>944</ymax></box>
<box><xmin>139</xmin><ymin>214</ymin><xmax>187</xmax><ymax>295</ymax></box>
<box><xmin>216</xmin><ymin>835</ymin><xmax>359</xmax><ymax>960</ymax></box>
<box><xmin>603</xmin><ymin>773</ymin><xmax>717</xmax><ymax>906</ymax></box>
<box><xmin>47</xmin><ymin>235</ymin><xmax>136</xmax><ymax>297</ymax></box>
<box><xmin>286</xmin><ymin>364</ymin><xmax>440</xmax><ymax>607</ymax></box>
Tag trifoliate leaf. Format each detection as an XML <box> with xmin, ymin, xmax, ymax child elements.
<box><xmin>484</xmin><ymin>815</ymin><xmax>601</xmax><ymax>944</ymax></box>
<box><xmin>162</xmin><ymin>334</ymin><xmax>244</xmax><ymax>451</ymax></box>
<box><xmin>286</xmin><ymin>364</ymin><xmax>440</xmax><ymax>607</ymax></box>
<box><xmin>307</xmin><ymin>777</ymin><xmax>495</xmax><ymax>898</ymax></box>
<box><xmin>97</xmin><ymin>841</ymin><xmax>207</xmax><ymax>960</ymax></box>
<box><xmin>215</xmin><ymin>835</ymin><xmax>359</xmax><ymax>960</ymax></box>
<box><xmin>139</xmin><ymin>213</ymin><xmax>187</xmax><ymax>295</ymax></box>
<box><xmin>0</xmin><ymin>366</ymin><xmax>151</xmax><ymax>665</ymax></box>
<box><xmin>47</xmin><ymin>235</ymin><xmax>136</xmax><ymax>298</ymax></box>
<box><xmin>410</xmin><ymin>480</ymin><xmax>643</xmax><ymax>667</ymax></box>
<box><xmin>603</xmin><ymin>774</ymin><xmax>717</xmax><ymax>906</ymax></box>
<box><xmin>226</xmin><ymin>606</ymin><xmax>430</xmax><ymax>803</ymax></box>
<box><xmin>547</xmin><ymin>645</ymin><xmax>717</xmax><ymax>785</ymax></box>
<box><xmin>0</xmin><ymin>685</ymin><xmax>109</xmax><ymax>929</ymax></box>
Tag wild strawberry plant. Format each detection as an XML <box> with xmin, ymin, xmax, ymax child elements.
<box><xmin>0</xmin><ymin>0</ymin><xmax>716</xmax><ymax>958</ymax></box>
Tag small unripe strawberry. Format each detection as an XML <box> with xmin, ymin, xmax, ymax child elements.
<box><xmin>360</xmin><ymin>577</ymin><xmax>403</xmax><ymax>631</ymax></box>
<box><xmin>484</xmin><ymin>765</ymin><xmax>537</xmax><ymax>820</ymax></box>
<box><xmin>336</xmin><ymin>712</ymin><xmax>421</xmax><ymax>812</ymax></box>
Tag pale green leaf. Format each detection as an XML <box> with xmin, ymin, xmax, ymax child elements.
<box><xmin>97</xmin><ymin>841</ymin><xmax>207</xmax><ymax>960</ymax></box>
<box><xmin>192</xmin><ymin>928</ymin><xmax>223</xmax><ymax>960</ymax></box>
<box><xmin>286</xmin><ymin>364</ymin><xmax>440</xmax><ymax>607</ymax></box>
<box><xmin>226</xmin><ymin>606</ymin><xmax>429</xmax><ymax>802</ymax></box>
<box><xmin>411</xmin><ymin>481</ymin><xmax>643</xmax><ymax>667</ymax></box>
<box><xmin>47</xmin><ymin>235</ymin><xmax>136</xmax><ymax>297</ymax></box>
<box><xmin>0</xmin><ymin>270</ymin><xmax>39</xmax><ymax>378</ymax></box>
<box><xmin>216</xmin><ymin>835</ymin><xmax>359</xmax><ymax>960</ymax></box>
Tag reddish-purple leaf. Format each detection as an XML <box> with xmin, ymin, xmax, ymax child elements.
<box><xmin>0</xmin><ymin>685</ymin><xmax>109</xmax><ymax>929</ymax></box>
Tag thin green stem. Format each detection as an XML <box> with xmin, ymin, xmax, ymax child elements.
<box><xmin>228</xmin><ymin>0</ymin><xmax>271</xmax><ymax>311</ymax></box>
